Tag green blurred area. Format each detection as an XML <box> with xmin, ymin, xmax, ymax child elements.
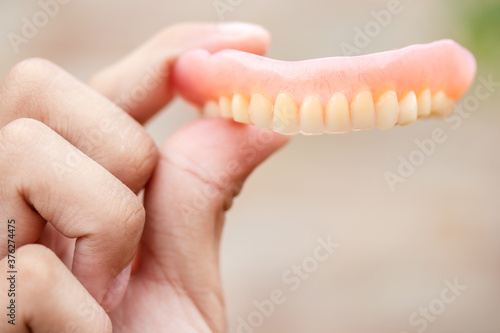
<box><xmin>460</xmin><ymin>1</ymin><xmax>500</xmax><ymax>73</ymax></box>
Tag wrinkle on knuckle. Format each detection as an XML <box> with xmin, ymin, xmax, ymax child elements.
<box><xmin>128</xmin><ymin>134</ymin><xmax>158</xmax><ymax>189</ymax></box>
<box><xmin>2</xmin><ymin>58</ymin><xmax>62</xmax><ymax>117</ymax></box>
<box><xmin>0</xmin><ymin>118</ymin><xmax>46</xmax><ymax>149</ymax></box>
<box><xmin>102</xmin><ymin>182</ymin><xmax>144</xmax><ymax>246</ymax></box>
<box><xmin>18</xmin><ymin>245</ymin><xmax>63</xmax><ymax>295</ymax></box>
<box><xmin>0</xmin><ymin>118</ymin><xmax>51</xmax><ymax>194</ymax></box>
<box><xmin>107</xmin><ymin>194</ymin><xmax>145</xmax><ymax>260</ymax></box>
<box><xmin>121</xmin><ymin>196</ymin><xmax>145</xmax><ymax>240</ymax></box>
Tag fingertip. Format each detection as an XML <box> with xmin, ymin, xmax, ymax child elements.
<box><xmin>166</xmin><ymin>21</ymin><xmax>271</xmax><ymax>56</ymax></box>
<box><xmin>215</xmin><ymin>21</ymin><xmax>271</xmax><ymax>54</ymax></box>
<box><xmin>89</xmin><ymin>21</ymin><xmax>272</xmax><ymax>123</ymax></box>
<box><xmin>215</xmin><ymin>22</ymin><xmax>269</xmax><ymax>35</ymax></box>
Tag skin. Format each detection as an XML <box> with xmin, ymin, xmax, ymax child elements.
<box><xmin>0</xmin><ymin>22</ymin><xmax>288</xmax><ymax>332</ymax></box>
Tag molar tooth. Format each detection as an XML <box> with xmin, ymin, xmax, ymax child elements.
<box><xmin>431</xmin><ymin>91</ymin><xmax>454</xmax><ymax>116</ymax></box>
<box><xmin>219</xmin><ymin>96</ymin><xmax>233</xmax><ymax>119</ymax></box>
<box><xmin>249</xmin><ymin>93</ymin><xmax>273</xmax><ymax>130</ymax></box>
<box><xmin>300</xmin><ymin>95</ymin><xmax>324</xmax><ymax>135</ymax></box>
<box><xmin>203</xmin><ymin>101</ymin><xmax>220</xmax><ymax>118</ymax></box>
<box><xmin>351</xmin><ymin>91</ymin><xmax>375</xmax><ymax>131</ymax></box>
<box><xmin>232</xmin><ymin>93</ymin><xmax>251</xmax><ymax>124</ymax></box>
<box><xmin>398</xmin><ymin>91</ymin><xmax>418</xmax><ymax>126</ymax></box>
<box><xmin>375</xmin><ymin>91</ymin><xmax>399</xmax><ymax>130</ymax></box>
<box><xmin>273</xmin><ymin>93</ymin><xmax>299</xmax><ymax>135</ymax></box>
<box><xmin>417</xmin><ymin>89</ymin><xmax>432</xmax><ymax>117</ymax></box>
<box><xmin>325</xmin><ymin>93</ymin><xmax>350</xmax><ymax>133</ymax></box>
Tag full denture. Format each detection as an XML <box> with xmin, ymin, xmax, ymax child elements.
<box><xmin>172</xmin><ymin>40</ymin><xmax>476</xmax><ymax>135</ymax></box>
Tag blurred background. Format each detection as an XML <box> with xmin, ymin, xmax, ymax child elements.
<box><xmin>1</xmin><ymin>0</ymin><xmax>499</xmax><ymax>332</ymax></box>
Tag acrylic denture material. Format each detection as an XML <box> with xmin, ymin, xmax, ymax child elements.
<box><xmin>173</xmin><ymin>40</ymin><xmax>477</xmax><ymax>135</ymax></box>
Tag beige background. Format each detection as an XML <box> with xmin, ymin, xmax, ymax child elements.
<box><xmin>1</xmin><ymin>1</ymin><xmax>499</xmax><ymax>332</ymax></box>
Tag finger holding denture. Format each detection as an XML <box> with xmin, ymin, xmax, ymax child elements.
<box><xmin>172</xmin><ymin>40</ymin><xmax>476</xmax><ymax>135</ymax></box>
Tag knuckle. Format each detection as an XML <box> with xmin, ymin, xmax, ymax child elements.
<box><xmin>3</xmin><ymin>58</ymin><xmax>61</xmax><ymax>99</ymax></box>
<box><xmin>0</xmin><ymin>118</ymin><xmax>48</xmax><ymax>156</ymax></box>
<box><xmin>128</xmin><ymin>135</ymin><xmax>158</xmax><ymax>189</ymax></box>
<box><xmin>0</xmin><ymin>119</ymin><xmax>40</xmax><ymax>184</ymax></box>
<box><xmin>17</xmin><ymin>245</ymin><xmax>64</xmax><ymax>295</ymax></box>
<box><xmin>121</xmin><ymin>195</ymin><xmax>145</xmax><ymax>242</ymax></box>
<box><xmin>1</xmin><ymin>118</ymin><xmax>46</xmax><ymax>142</ymax></box>
<box><xmin>103</xmin><ymin>184</ymin><xmax>145</xmax><ymax>246</ymax></box>
<box><xmin>104</xmin><ymin>191</ymin><xmax>145</xmax><ymax>260</ymax></box>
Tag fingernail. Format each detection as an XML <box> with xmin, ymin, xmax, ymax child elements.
<box><xmin>102</xmin><ymin>264</ymin><xmax>132</xmax><ymax>312</ymax></box>
<box><xmin>216</xmin><ymin>22</ymin><xmax>266</xmax><ymax>35</ymax></box>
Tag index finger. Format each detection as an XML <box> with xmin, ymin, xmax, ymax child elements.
<box><xmin>88</xmin><ymin>22</ymin><xmax>271</xmax><ymax>123</ymax></box>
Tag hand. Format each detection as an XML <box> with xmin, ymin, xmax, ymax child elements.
<box><xmin>0</xmin><ymin>22</ymin><xmax>288</xmax><ymax>332</ymax></box>
<box><xmin>93</xmin><ymin>22</ymin><xmax>290</xmax><ymax>333</ymax></box>
<box><xmin>0</xmin><ymin>57</ymin><xmax>158</xmax><ymax>329</ymax></box>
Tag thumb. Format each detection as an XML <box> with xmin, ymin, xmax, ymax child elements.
<box><xmin>88</xmin><ymin>22</ymin><xmax>271</xmax><ymax>124</ymax></box>
<box><xmin>137</xmin><ymin>119</ymin><xmax>289</xmax><ymax>331</ymax></box>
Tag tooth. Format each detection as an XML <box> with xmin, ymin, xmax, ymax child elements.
<box><xmin>300</xmin><ymin>95</ymin><xmax>324</xmax><ymax>135</ymax></box>
<box><xmin>273</xmin><ymin>93</ymin><xmax>299</xmax><ymax>135</ymax></box>
<box><xmin>417</xmin><ymin>89</ymin><xmax>431</xmax><ymax>117</ymax></box>
<box><xmin>203</xmin><ymin>101</ymin><xmax>220</xmax><ymax>118</ymax></box>
<box><xmin>351</xmin><ymin>91</ymin><xmax>375</xmax><ymax>131</ymax></box>
<box><xmin>249</xmin><ymin>93</ymin><xmax>273</xmax><ymax>130</ymax></box>
<box><xmin>232</xmin><ymin>94</ymin><xmax>251</xmax><ymax>124</ymax></box>
<box><xmin>398</xmin><ymin>91</ymin><xmax>418</xmax><ymax>126</ymax></box>
<box><xmin>219</xmin><ymin>96</ymin><xmax>233</xmax><ymax>119</ymax></box>
<box><xmin>375</xmin><ymin>91</ymin><xmax>399</xmax><ymax>130</ymax></box>
<box><xmin>325</xmin><ymin>93</ymin><xmax>350</xmax><ymax>133</ymax></box>
<box><xmin>431</xmin><ymin>91</ymin><xmax>454</xmax><ymax>116</ymax></box>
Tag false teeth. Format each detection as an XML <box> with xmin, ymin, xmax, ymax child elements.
<box><xmin>273</xmin><ymin>93</ymin><xmax>299</xmax><ymax>135</ymax></box>
<box><xmin>375</xmin><ymin>91</ymin><xmax>399</xmax><ymax>130</ymax></box>
<box><xmin>204</xmin><ymin>89</ymin><xmax>456</xmax><ymax>135</ymax></box>
<box><xmin>232</xmin><ymin>93</ymin><xmax>251</xmax><ymax>124</ymax></box>
<box><xmin>431</xmin><ymin>91</ymin><xmax>454</xmax><ymax>116</ymax></box>
<box><xmin>300</xmin><ymin>95</ymin><xmax>324</xmax><ymax>135</ymax></box>
<box><xmin>351</xmin><ymin>91</ymin><xmax>376</xmax><ymax>131</ymax></box>
<box><xmin>398</xmin><ymin>91</ymin><xmax>418</xmax><ymax>126</ymax></box>
<box><xmin>417</xmin><ymin>89</ymin><xmax>432</xmax><ymax>118</ymax></box>
<box><xmin>325</xmin><ymin>93</ymin><xmax>350</xmax><ymax>134</ymax></box>
<box><xmin>249</xmin><ymin>93</ymin><xmax>273</xmax><ymax>130</ymax></box>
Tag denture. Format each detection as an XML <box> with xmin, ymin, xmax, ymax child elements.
<box><xmin>172</xmin><ymin>40</ymin><xmax>476</xmax><ymax>135</ymax></box>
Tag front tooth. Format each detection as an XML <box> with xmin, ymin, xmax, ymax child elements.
<box><xmin>300</xmin><ymin>95</ymin><xmax>324</xmax><ymax>135</ymax></box>
<box><xmin>232</xmin><ymin>94</ymin><xmax>251</xmax><ymax>124</ymax></box>
<box><xmin>431</xmin><ymin>91</ymin><xmax>454</xmax><ymax>116</ymax></box>
<box><xmin>351</xmin><ymin>91</ymin><xmax>375</xmax><ymax>131</ymax></box>
<box><xmin>249</xmin><ymin>93</ymin><xmax>273</xmax><ymax>130</ymax></box>
<box><xmin>273</xmin><ymin>93</ymin><xmax>299</xmax><ymax>135</ymax></box>
<box><xmin>219</xmin><ymin>96</ymin><xmax>233</xmax><ymax>119</ymax></box>
<box><xmin>417</xmin><ymin>89</ymin><xmax>431</xmax><ymax>117</ymax></box>
<box><xmin>203</xmin><ymin>101</ymin><xmax>220</xmax><ymax>118</ymax></box>
<box><xmin>375</xmin><ymin>91</ymin><xmax>399</xmax><ymax>130</ymax></box>
<box><xmin>398</xmin><ymin>91</ymin><xmax>418</xmax><ymax>126</ymax></box>
<box><xmin>325</xmin><ymin>93</ymin><xmax>350</xmax><ymax>133</ymax></box>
